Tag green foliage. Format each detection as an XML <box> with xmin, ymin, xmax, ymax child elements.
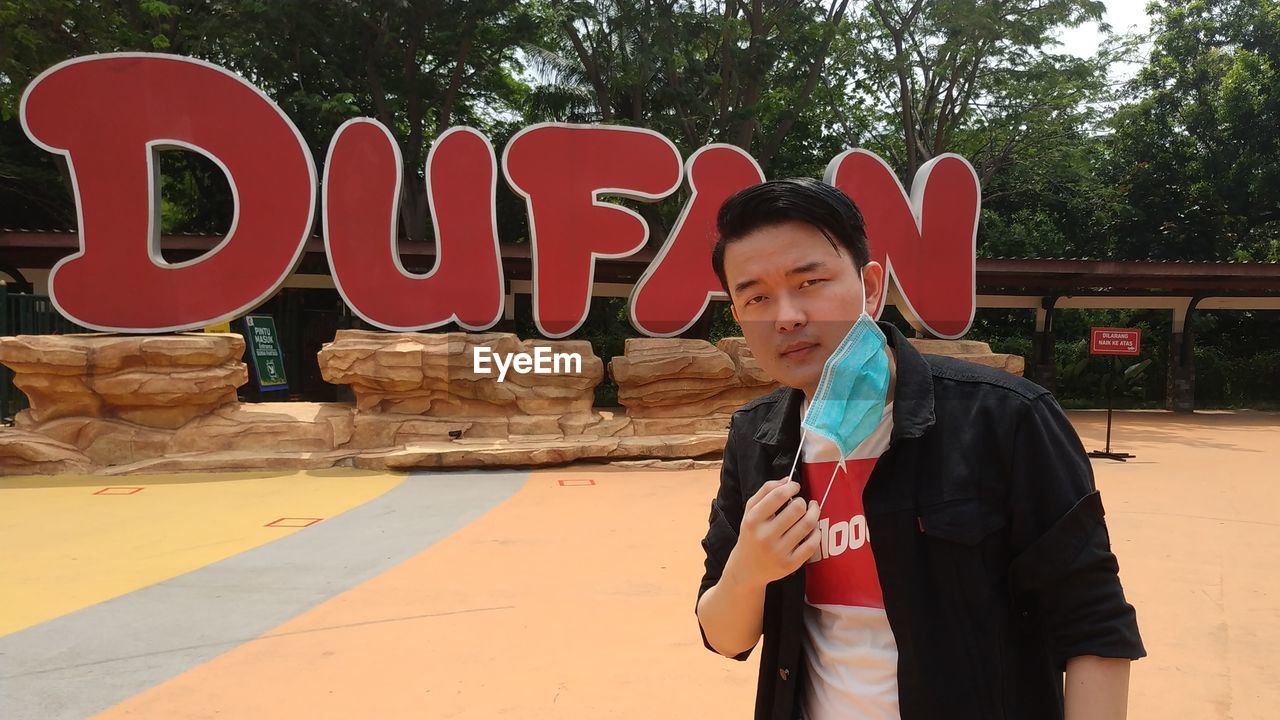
<box><xmin>1102</xmin><ymin>0</ymin><xmax>1280</xmax><ymax>262</ymax></box>
<box><xmin>1194</xmin><ymin>345</ymin><xmax>1280</xmax><ymax>408</ymax></box>
<box><xmin>1059</xmin><ymin>354</ymin><xmax>1153</xmax><ymax>405</ymax></box>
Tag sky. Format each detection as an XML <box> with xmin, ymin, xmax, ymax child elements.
<box><xmin>1055</xmin><ymin>0</ymin><xmax>1156</xmax><ymax>81</ymax></box>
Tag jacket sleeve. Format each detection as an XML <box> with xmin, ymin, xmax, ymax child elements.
<box><xmin>1007</xmin><ymin>393</ymin><xmax>1147</xmax><ymax>670</ymax></box>
<box><xmin>696</xmin><ymin>415</ymin><xmax>753</xmax><ymax>661</ymax></box>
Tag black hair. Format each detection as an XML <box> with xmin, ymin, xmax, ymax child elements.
<box><xmin>710</xmin><ymin>177</ymin><xmax>870</xmax><ymax>297</ymax></box>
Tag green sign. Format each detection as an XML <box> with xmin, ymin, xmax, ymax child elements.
<box><xmin>243</xmin><ymin>314</ymin><xmax>288</xmax><ymax>391</ymax></box>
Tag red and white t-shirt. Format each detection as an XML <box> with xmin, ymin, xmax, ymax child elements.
<box><xmin>797</xmin><ymin>401</ymin><xmax>899</xmax><ymax>720</ymax></box>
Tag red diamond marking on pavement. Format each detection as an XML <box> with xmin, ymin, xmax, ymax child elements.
<box><xmin>265</xmin><ymin>517</ymin><xmax>323</xmax><ymax>528</ymax></box>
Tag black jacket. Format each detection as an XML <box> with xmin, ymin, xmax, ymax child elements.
<box><xmin>696</xmin><ymin>322</ymin><xmax>1145</xmax><ymax>720</ymax></box>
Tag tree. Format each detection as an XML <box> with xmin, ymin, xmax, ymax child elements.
<box><xmin>857</xmin><ymin>0</ymin><xmax>1111</xmax><ymax>186</ymax></box>
<box><xmin>525</xmin><ymin>0</ymin><xmax>854</xmax><ymax>173</ymax></box>
<box><xmin>184</xmin><ymin>0</ymin><xmax>539</xmax><ymax>241</ymax></box>
<box><xmin>1103</xmin><ymin>0</ymin><xmax>1280</xmax><ymax>262</ymax></box>
<box><xmin>0</xmin><ymin>0</ymin><xmax>178</xmax><ymax>229</ymax></box>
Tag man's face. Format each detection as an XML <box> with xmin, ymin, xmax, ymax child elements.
<box><xmin>723</xmin><ymin>220</ymin><xmax>885</xmax><ymax>396</ymax></box>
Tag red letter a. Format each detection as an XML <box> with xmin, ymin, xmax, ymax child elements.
<box><xmin>629</xmin><ymin>144</ymin><xmax>764</xmax><ymax>336</ymax></box>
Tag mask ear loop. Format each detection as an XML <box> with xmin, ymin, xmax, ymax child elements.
<box><xmin>817</xmin><ymin>459</ymin><xmax>842</xmax><ymax>511</ymax></box>
<box><xmin>788</xmin><ymin>427</ymin><xmax>844</xmax><ymax>513</ymax></box>
<box><xmin>786</xmin><ymin>427</ymin><xmax>808</xmax><ymax>482</ymax></box>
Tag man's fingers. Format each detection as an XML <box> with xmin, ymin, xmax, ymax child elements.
<box><xmin>765</xmin><ymin>495</ymin><xmax>808</xmax><ymax>535</ymax></box>
<box><xmin>747</xmin><ymin>476</ymin><xmax>798</xmax><ymax>520</ymax></box>
<box><xmin>788</xmin><ymin>525</ymin><xmax>823</xmax><ymax>569</ymax></box>
<box><xmin>780</xmin><ymin>500</ymin><xmax>820</xmax><ymax>550</ymax></box>
<box><xmin>744</xmin><ymin>477</ymin><xmax>788</xmax><ymax>514</ymax></box>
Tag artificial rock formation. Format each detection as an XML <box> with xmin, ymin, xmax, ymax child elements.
<box><xmin>0</xmin><ymin>328</ymin><xmax>1026</xmax><ymax>477</ymax></box>
<box><xmin>0</xmin><ymin>334</ymin><xmax>358</xmax><ymax>468</ymax></box>
<box><xmin>0</xmin><ymin>333</ymin><xmax>246</xmax><ymax>429</ymax></box>
<box><xmin>318</xmin><ymin>330</ymin><xmax>614</xmax><ymax>443</ymax></box>
<box><xmin>906</xmin><ymin>338</ymin><xmax>1025</xmax><ymax>376</ymax></box>
<box><xmin>0</xmin><ymin>428</ymin><xmax>95</xmax><ymax>475</ymax></box>
<box><xmin>609</xmin><ymin>337</ymin><xmax>779</xmax><ymax>435</ymax></box>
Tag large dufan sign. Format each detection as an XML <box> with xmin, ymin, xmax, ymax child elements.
<box><xmin>20</xmin><ymin>53</ymin><xmax>981</xmax><ymax>340</ymax></box>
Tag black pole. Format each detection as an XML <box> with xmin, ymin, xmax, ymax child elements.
<box><xmin>1104</xmin><ymin>356</ymin><xmax>1115</xmax><ymax>453</ymax></box>
<box><xmin>1089</xmin><ymin>349</ymin><xmax>1135</xmax><ymax>462</ymax></box>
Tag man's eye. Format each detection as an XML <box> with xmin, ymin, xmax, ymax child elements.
<box><xmin>745</xmin><ymin>295</ymin><xmax>766</xmax><ymax>306</ymax></box>
<box><xmin>800</xmin><ymin>278</ymin><xmax>826</xmax><ymax>288</ymax></box>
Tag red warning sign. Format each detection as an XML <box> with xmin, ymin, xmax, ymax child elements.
<box><xmin>1090</xmin><ymin>328</ymin><xmax>1142</xmax><ymax>356</ymax></box>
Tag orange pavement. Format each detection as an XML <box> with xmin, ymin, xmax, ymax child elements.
<box><xmin>88</xmin><ymin>410</ymin><xmax>1280</xmax><ymax>719</ymax></box>
<box><xmin>1067</xmin><ymin>411</ymin><xmax>1280</xmax><ymax>720</ymax></box>
<box><xmin>93</xmin><ymin>467</ymin><xmax>757</xmax><ymax>719</ymax></box>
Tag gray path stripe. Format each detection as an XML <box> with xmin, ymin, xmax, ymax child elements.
<box><xmin>0</xmin><ymin>469</ymin><xmax>528</xmax><ymax>720</ymax></box>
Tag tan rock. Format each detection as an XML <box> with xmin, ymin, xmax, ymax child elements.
<box><xmin>0</xmin><ymin>335</ymin><xmax>91</xmax><ymax>373</ymax></box>
<box><xmin>624</xmin><ymin>386</ymin><xmax>773</xmax><ymax>418</ymax></box>
<box><xmin>608</xmin><ymin>338</ymin><xmax>736</xmax><ymax>385</ymax></box>
<box><xmin>99</xmin><ymin>449</ymin><xmax>361</xmax><ymax>476</ymax></box>
<box><xmin>611</xmin><ymin>338</ymin><xmax>779</xmax><ymax>425</ymax></box>
<box><xmin>616</xmin><ymin>374</ymin><xmax>741</xmax><ymax>405</ymax></box>
<box><xmin>906</xmin><ymin>338</ymin><xmax>1025</xmax><ymax>376</ymax></box>
<box><xmin>347</xmin><ymin>412</ymin><xmax>509</xmax><ymax>449</ymax></box>
<box><xmin>13</xmin><ymin>373</ymin><xmax>103</xmax><ymax>421</ymax></box>
<box><xmin>907</xmin><ymin>338</ymin><xmax>995</xmax><ymax>356</ymax></box>
<box><xmin>611</xmin><ymin>433</ymin><xmax>727</xmax><ymax>459</ymax></box>
<box><xmin>557</xmin><ymin>411</ymin><xmax>600</xmax><ymax>437</ymax></box>
<box><xmin>716</xmin><ymin>337</ymin><xmax>777</xmax><ymax>387</ymax></box>
<box><xmin>0</xmin><ymin>334</ymin><xmax>247</xmax><ymax>427</ymax></box>
<box><xmin>0</xmin><ymin>428</ymin><xmax>96</xmax><ymax>475</ymax></box>
<box><xmin>89</xmin><ymin>367</ymin><xmax>245</xmax><ymax>406</ymax></box>
<box><xmin>318</xmin><ymin>330</ymin><xmax>603</xmax><ymax>421</ymax></box>
<box><xmin>33</xmin><ymin>417</ymin><xmax>173</xmax><ymax>465</ymax></box>
<box><xmin>509</xmin><ymin>415</ymin><xmax>565</xmax><ymax>437</ymax></box>
<box><xmin>629</xmin><ymin>416</ymin><xmax>733</xmax><ymax>435</ymax></box>
<box><xmin>348</xmin><ymin>412</ymin><xmax>467</xmax><ymax>448</ymax></box>
<box><xmin>584</xmin><ymin>415</ymin><xmax>635</xmax><ymax>437</ymax></box>
<box><xmin>351</xmin><ymin>438</ymin><xmax>619</xmax><ymax>471</ymax></box>
<box><xmin>115</xmin><ymin>399</ymin><xmax>237</xmax><ymax>430</ymax></box>
<box><xmin>350</xmin><ymin>430</ymin><xmax>728</xmax><ymax>471</ymax></box>
<box><xmin>168</xmin><ymin>402</ymin><xmax>355</xmax><ymax>454</ymax></box>
<box><xmin>952</xmin><ymin>353</ymin><xmax>1026</xmax><ymax>376</ymax></box>
<box><xmin>95</xmin><ymin>334</ymin><xmax>245</xmax><ymax>369</ymax></box>
<box><xmin>608</xmin><ymin>458</ymin><xmax>724</xmax><ymax>470</ymax></box>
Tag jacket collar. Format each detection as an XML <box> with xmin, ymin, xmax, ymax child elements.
<box><xmin>752</xmin><ymin>321</ymin><xmax>937</xmax><ymax>448</ymax></box>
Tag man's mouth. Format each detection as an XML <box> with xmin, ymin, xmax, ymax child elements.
<box><xmin>779</xmin><ymin>342</ymin><xmax>819</xmax><ymax>360</ymax></box>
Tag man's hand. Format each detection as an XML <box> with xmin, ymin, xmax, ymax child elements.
<box><xmin>724</xmin><ymin>478</ymin><xmax>821</xmax><ymax>590</ymax></box>
<box><xmin>697</xmin><ymin>477</ymin><xmax>820</xmax><ymax>658</ymax></box>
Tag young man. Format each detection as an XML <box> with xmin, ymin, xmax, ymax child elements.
<box><xmin>695</xmin><ymin>178</ymin><xmax>1145</xmax><ymax>720</ymax></box>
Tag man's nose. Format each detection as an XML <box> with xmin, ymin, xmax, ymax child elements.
<box><xmin>775</xmin><ymin>294</ymin><xmax>806</xmax><ymax>332</ymax></box>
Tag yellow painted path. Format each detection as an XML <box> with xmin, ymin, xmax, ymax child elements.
<box><xmin>0</xmin><ymin>469</ymin><xmax>403</xmax><ymax>635</ymax></box>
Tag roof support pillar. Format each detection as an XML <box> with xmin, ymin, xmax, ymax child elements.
<box><xmin>1167</xmin><ymin>296</ymin><xmax>1202</xmax><ymax>413</ymax></box>
<box><xmin>1031</xmin><ymin>295</ymin><xmax>1058</xmax><ymax>392</ymax></box>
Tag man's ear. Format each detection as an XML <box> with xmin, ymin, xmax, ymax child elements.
<box><xmin>729</xmin><ymin>300</ymin><xmax>740</xmax><ymax>323</ymax></box>
<box><xmin>861</xmin><ymin>261</ymin><xmax>886</xmax><ymax>314</ymax></box>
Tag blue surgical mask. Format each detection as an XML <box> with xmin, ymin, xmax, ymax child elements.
<box><xmin>791</xmin><ymin>308</ymin><xmax>891</xmax><ymax>486</ymax></box>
